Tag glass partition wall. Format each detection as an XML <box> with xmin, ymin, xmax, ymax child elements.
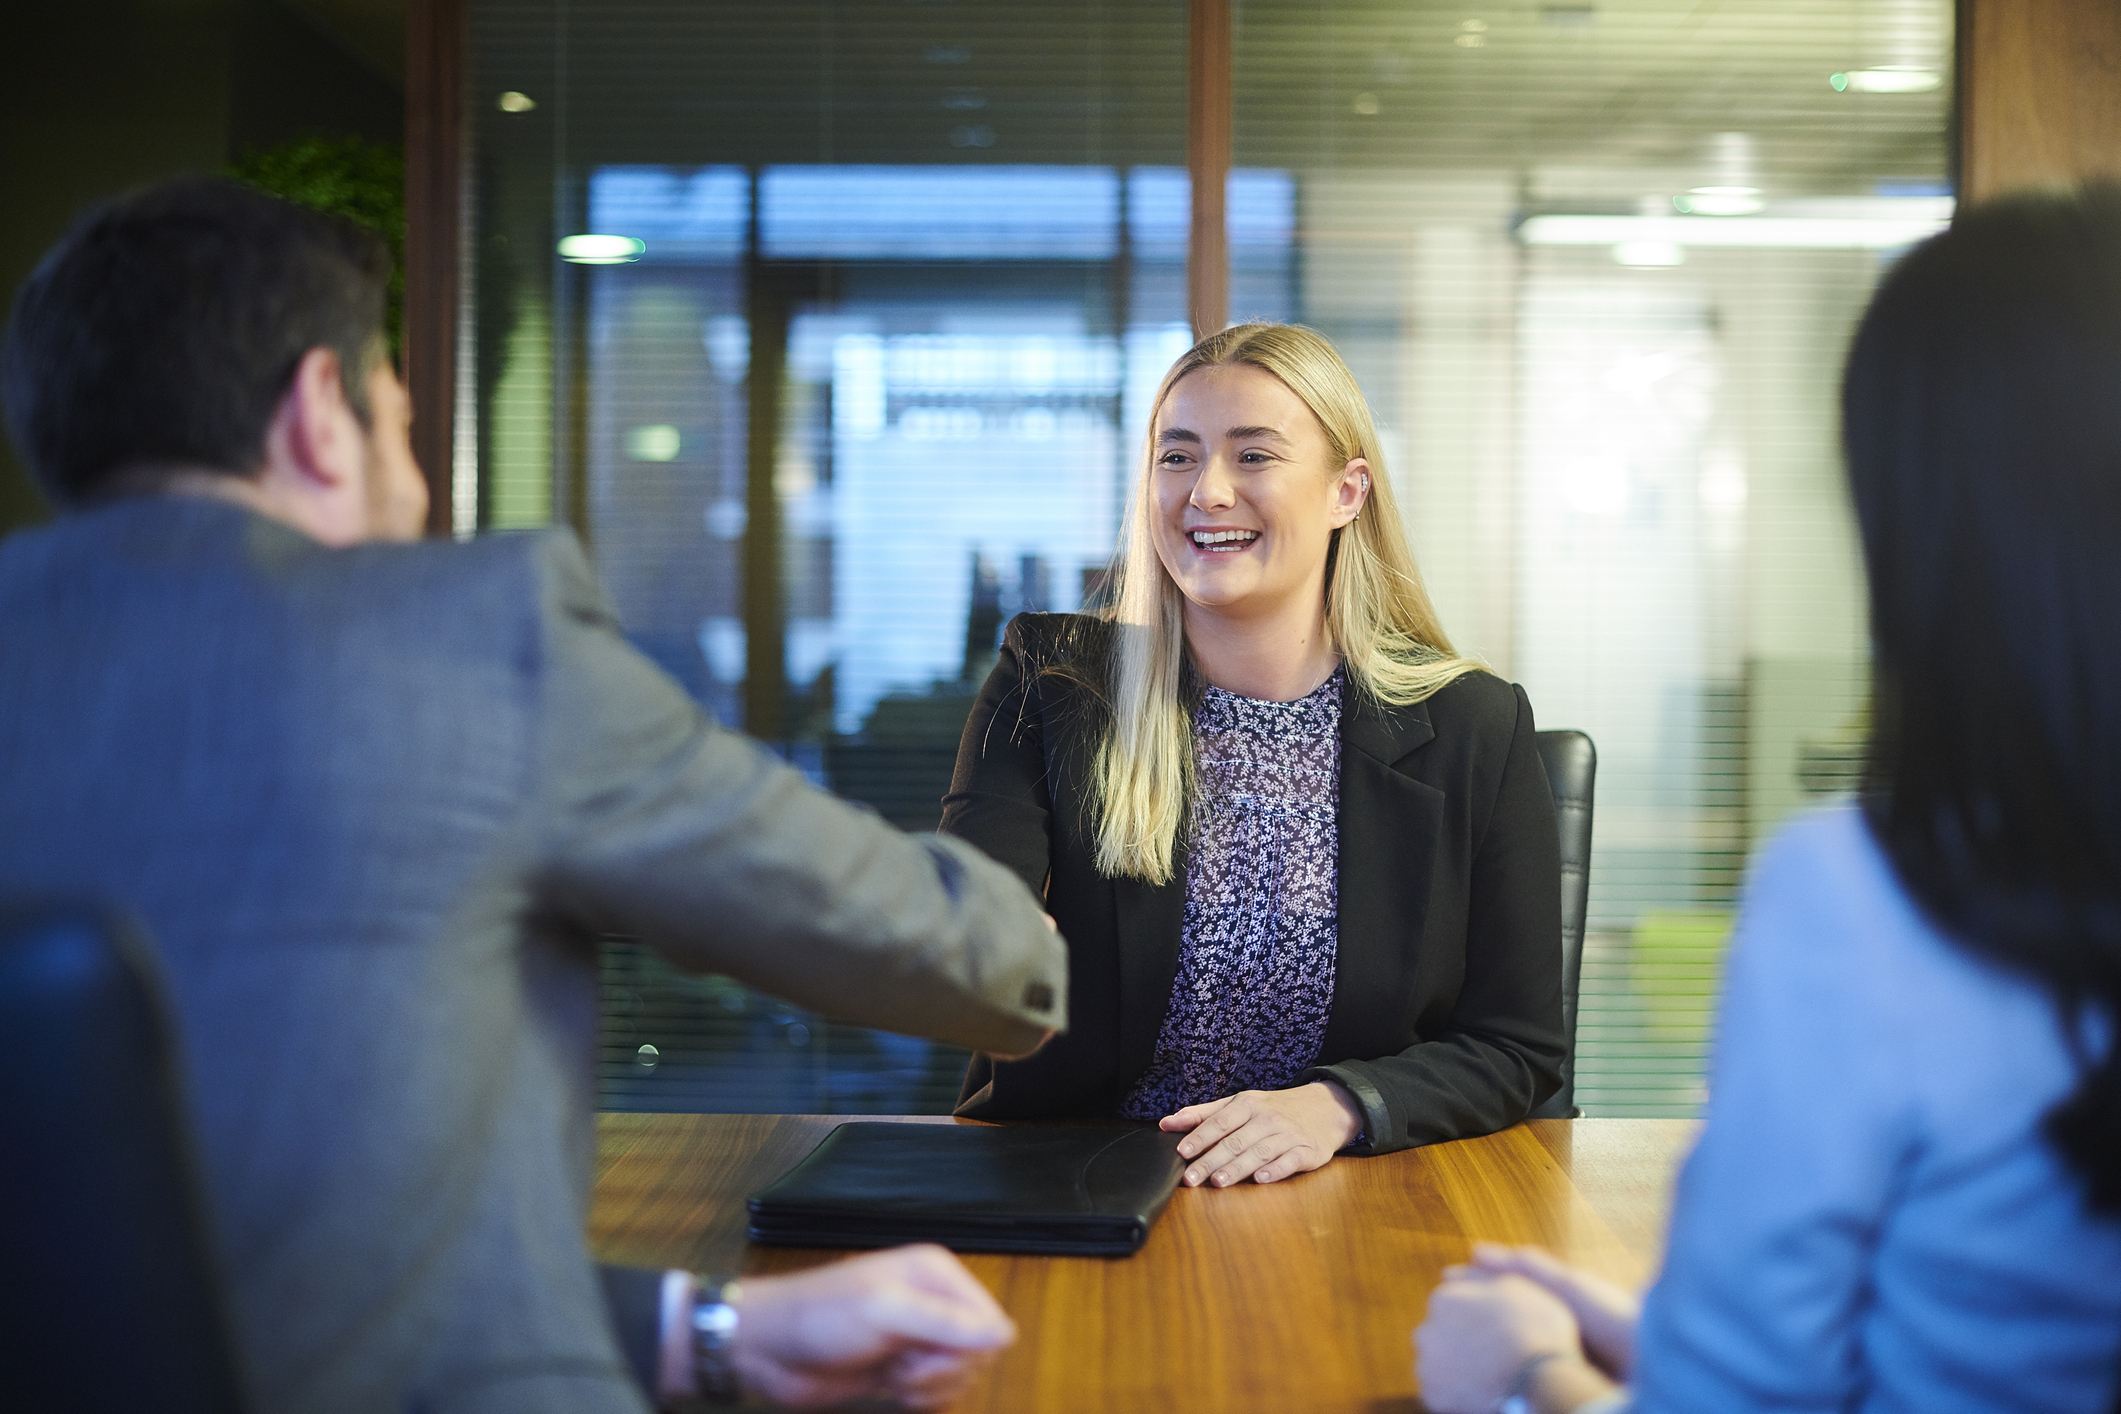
<box><xmin>468</xmin><ymin>0</ymin><xmax>1950</xmax><ymax>1116</ymax></box>
<box><xmin>1228</xmin><ymin>0</ymin><xmax>1950</xmax><ymax>1112</ymax></box>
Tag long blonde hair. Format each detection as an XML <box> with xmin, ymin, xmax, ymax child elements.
<box><xmin>1091</xmin><ymin>323</ymin><xmax>1479</xmax><ymax>883</ymax></box>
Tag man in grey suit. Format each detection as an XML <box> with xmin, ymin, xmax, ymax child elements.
<box><xmin>0</xmin><ymin>178</ymin><xmax>1067</xmax><ymax>1412</ymax></box>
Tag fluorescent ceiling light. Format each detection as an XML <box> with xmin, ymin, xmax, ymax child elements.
<box><xmin>1613</xmin><ymin>241</ymin><xmax>1686</xmax><ymax>267</ymax></box>
<box><xmin>1831</xmin><ymin>68</ymin><xmax>1942</xmax><ymax>93</ymax></box>
<box><xmin>1675</xmin><ymin>186</ymin><xmax>1764</xmax><ymax>216</ymax></box>
<box><xmin>1520</xmin><ymin>200</ymin><xmax>1953</xmax><ymax>251</ymax></box>
<box><xmin>557</xmin><ymin>234</ymin><xmax>646</xmax><ymax>264</ymax></box>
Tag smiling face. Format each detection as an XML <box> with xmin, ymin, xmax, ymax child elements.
<box><xmin>1148</xmin><ymin>362</ymin><xmax>1369</xmax><ymax>628</ymax></box>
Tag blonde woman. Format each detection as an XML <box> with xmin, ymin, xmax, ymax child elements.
<box><xmin>944</xmin><ymin>324</ymin><xmax>1566</xmax><ymax>1186</ymax></box>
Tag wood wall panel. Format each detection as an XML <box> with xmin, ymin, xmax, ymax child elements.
<box><xmin>1188</xmin><ymin>0</ymin><xmax>1231</xmax><ymax>341</ymax></box>
<box><xmin>1961</xmin><ymin>0</ymin><xmax>2121</xmax><ymax>201</ymax></box>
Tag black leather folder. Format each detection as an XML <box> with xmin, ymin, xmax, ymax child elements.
<box><xmin>746</xmin><ymin>1122</ymin><xmax>1186</xmax><ymax>1256</ymax></box>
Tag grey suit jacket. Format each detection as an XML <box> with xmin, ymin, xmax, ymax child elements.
<box><xmin>0</xmin><ymin>497</ymin><xmax>1067</xmax><ymax>1414</ymax></box>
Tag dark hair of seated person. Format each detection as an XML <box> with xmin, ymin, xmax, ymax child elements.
<box><xmin>1846</xmin><ymin>186</ymin><xmax>2121</xmax><ymax>1213</ymax></box>
<box><xmin>0</xmin><ymin>175</ymin><xmax>390</xmax><ymax>507</ymax></box>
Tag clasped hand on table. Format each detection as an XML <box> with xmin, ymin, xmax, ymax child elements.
<box><xmin>1414</xmin><ymin>1244</ymin><xmax>1637</xmax><ymax>1414</ymax></box>
<box><xmin>1160</xmin><ymin>1080</ymin><xmax>1365</xmax><ymax>1187</ymax></box>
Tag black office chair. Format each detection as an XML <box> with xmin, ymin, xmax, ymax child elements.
<box><xmin>1528</xmin><ymin>730</ymin><xmax>1597</xmax><ymax>1121</ymax></box>
<box><xmin>0</xmin><ymin>902</ymin><xmax>253</xmax><ymax>1413</ymax></box>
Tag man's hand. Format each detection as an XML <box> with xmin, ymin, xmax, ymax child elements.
<box><xmin>1159</xmin><ymin>1081</ymin><xmax>1363</xmax><ymax>1187</ymax></box>
<box><xmin>1460</xmin><ymin>1243</ymin><xmax>1641</xmax><ymax>1380</ymax></box>
<box><xmin>1414</xmin><ymin>1270</ymin><xmax>1590</xmax><ymax>1414</ymax></box>
<box><xmin>727</xmin><ymin>1245</ymin><xmax>1015</xmax><ymax>1410</ymax></box>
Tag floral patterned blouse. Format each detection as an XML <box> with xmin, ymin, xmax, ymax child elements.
<box><xmin>1119</xmin><ymin>667</ymin><xmax>1343</xmax><ymax>1119</ymax></box>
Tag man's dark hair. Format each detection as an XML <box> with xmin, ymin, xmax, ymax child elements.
<box><xmin>1846</xmin><ymin>186</ymin><xmax>2121</xmax><ymax>1213</ymax></box>
<box><xmin>0</xmin><ymin>175</ymin><xmax>391</xmax><ymax>507</ymax></box>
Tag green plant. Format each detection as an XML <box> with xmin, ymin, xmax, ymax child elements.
<box><xmin>1632</xmin><ymin>909</ymin><xmax>1734</xmax><ymax>1044</ymax></box>
<box><xmin>230</xmin><ymin>137</ymin><xmax>406</xmax><ymax>358</ymax></box>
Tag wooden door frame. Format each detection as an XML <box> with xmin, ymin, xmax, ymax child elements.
<box><xmin>404</xmin><ymin>0</ymin><xmax>467</xmax><ymax>538</ymax></box>
<box><xmin>1189</xmin><ymin>0</ymin><xmax>1231</xmax><ymax>340</ymax></box>
<box><xmin>1958</xmin><ymin>0</ymin><xmax>2121</xmax><ymax>202</ymax></box>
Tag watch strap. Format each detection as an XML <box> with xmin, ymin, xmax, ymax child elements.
<box><xmin>689</xmin><ymin>1277</ymin><xmax>743</xmax><ymax>1406</ymax></box>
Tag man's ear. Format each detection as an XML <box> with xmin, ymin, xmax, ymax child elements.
<box><xmin>267</xmin><ymin>347</ymin><xmax>362</xmax><ymax>491</ymax></box>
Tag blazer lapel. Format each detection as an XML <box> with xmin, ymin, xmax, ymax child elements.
<box><xmin>1113</xmin><ymin>844</ymin><xmax>1188</xmax><ymax>1086</ymax></box>
<box><xmin>1320</xmin><ymin>688</ymin><xmax>1445</xmax><ymax>1060</ymax></box>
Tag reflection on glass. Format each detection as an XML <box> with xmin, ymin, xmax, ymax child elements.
<box><xmin>1231</xmin><ymin>0</ymin><xmax>1951</xmax><ymax>1114</ymax></box>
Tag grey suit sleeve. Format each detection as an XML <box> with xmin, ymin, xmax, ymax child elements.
<box><xmin>596</xmin><ymin>1265</ymin><xmax>665</xmax><ymax>1399</ymax></box>
<box><xmin>527</xmin><ymin>533</ymin><xmax>1067</xmax><ymax>1055</ymax></box>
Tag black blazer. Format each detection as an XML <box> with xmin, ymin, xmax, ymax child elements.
<box><xmin>944</xmin><ymin>614</ymin><xmax>1566</xmax><ymax>1153</ymax></box>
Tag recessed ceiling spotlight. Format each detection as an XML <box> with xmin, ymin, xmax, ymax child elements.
<box><xmin>1455</xmin><ymin>32</ymin><xmax>1487</xmax><ymax>47</ymax></box>
<box><xmin>557</xmin><ymin>235</ymin><xmax>645</xmax><ymax>264</ymax></box>
<box><xmin>1461</xmin><ymin>18</ymin><xmax>1489</xmax><ymax>30</ymax></box>
<box><xmin>496</xmin><ymin>91</ymin><xmax>536</xmax><ymax>113</ymax></box>
<box><xmin>1674</xmin><ymin>186</ymin><xmax>1765</xmax><ymax>216</ymax></box>
<box><xmin>948</xmin><ymin>124</ymin><xmax>997</xmax><ymax>149</ymax></box>
<box><xmin>1352</xmin><ymin>92</ymin><xmax>1381</xmax><ymax>115</ymax></box>
<box><xmin>940</xmin><ymin>87</ymin><xmax>987</xmax><ymax>110</ymax></box>
<box><xmin>1831</xmin><ymin>67</ymin><xmax>1942</xmax><ymax>93</ymax></box>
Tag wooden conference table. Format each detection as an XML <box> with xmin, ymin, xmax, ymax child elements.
<box><xmin>591</xmin><ymin>1114</ymin><xmax>1697</xmax><ymax>1413</ymax></box>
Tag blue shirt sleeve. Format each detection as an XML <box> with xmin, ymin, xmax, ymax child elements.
<box><xmin>1630</xmin><ymin>813</ymin><xmax>1917</xmax><ymax>1413</ymax></box>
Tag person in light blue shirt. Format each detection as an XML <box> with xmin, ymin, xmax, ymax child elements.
<box><xmin>1415</xmin><ymin>188</ymin><xmax>2121</xmax><ymax>1414</ymax></box>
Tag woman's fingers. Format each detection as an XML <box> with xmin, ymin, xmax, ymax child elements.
<box><xmin>1161</xmin><ymin>1094</ymin><xmax>1234</xmax><ymax>1136</ymax></box>
<box><xmin>1460</xmin><ymin>1243</ymin><xmax>1642</xmax><ymax>1379</ymax></box>
<box><xmin>1200</xmin><ymin>1129</ymin><xmax>1289</xmax><ymax>1186</ymax></box>
<box><xmin>1192</xmin><ymin>1117</ymin><xmax>1313</xmax><ymax>1186</ymax></box>
<box><xmin>1172</xmin><ymin>1095</ymin><xmax>1254</xmax><ymax>1169</ymax></box>
<box><xmin>1247</xmin><ymin>1139</ymin><xmax>1327</xmax><ymax>1183</ymax></box>
<box><xmin>1169</xmin><ymin>1089</ymin><xmax>1355</xmax><ymax>1186</ymax></box>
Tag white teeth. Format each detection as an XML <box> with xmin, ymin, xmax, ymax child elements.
<box><xmin>1190</xmin><ymin>529</ymin><xmax>1260</xmax><ymax>547</ymax></box>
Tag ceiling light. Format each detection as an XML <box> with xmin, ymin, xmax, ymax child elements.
<box><xmin>1831</xmin><ymin>67</ymin><xmax>1942</xmax><ymax>93</ymax></box>
<box><xmin>1461</xmin><ymin>18</ymin><xmax>1489</xmax><ymax>30</ymax></box>
<box><xmin>1675</xmin><ymin>186</ymin><xmax>1764</xmax><ymax>216</ymax></box>
<box><xmin>557</xmin><ymin>234</ymin><xmax>645</xmax><ymax>264</ymax></box>
<box><xmin>1455</xmin><ymin>32</ymin><xmax>1486</xmax><ymax>47</ymax></box>
<box><xmin>1519</xmin><ymin>202</ymin><xmax>1953</xmax><ymax>251</ymax></box>
<box><xmin>496</xmin><ymin>91</ymin><xmax>536</xmax><ymax>113</ymax></box>
<box><xmin>1612</xmin><ymin>241</ymin><xmax>1685</xmax><ymax>267</ymax></box>
<box><xmin>1353</xmin><ymin>92</ymin><xmax>1381</xmax><ymax>115</ymax></box>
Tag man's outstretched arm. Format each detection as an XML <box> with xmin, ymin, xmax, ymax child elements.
<box><xmin>529</xmin><ymin>531</ymin><xmax>1067</xmax><ymax>1056</ymax></box>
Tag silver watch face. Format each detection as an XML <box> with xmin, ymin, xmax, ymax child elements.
<box><xmin>692</xmin><ymin>1302</ymin><xmax>739</xmax><ymax>1339</ymax></box>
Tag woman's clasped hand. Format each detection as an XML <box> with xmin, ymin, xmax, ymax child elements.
<box><xmin>1414</xmin><ymin>1244</ymin><xmax>1636</xmax><ymax>1413</ymax></box>
<box><xmin>1160</xmin><ymin>1080</ymin><xmax>1365</xmax><ymax>1187</ymax></box>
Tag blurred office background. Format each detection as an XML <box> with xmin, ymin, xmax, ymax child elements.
<box><xmin>462</xmin><ymin>0</ymin><xmax>1946</xmax><ymax>1117</ymax></box>
<box><xmin>0</xmin><ymin>0</ymin><xmax>1953</xmax><ymax>1119</ymax></box>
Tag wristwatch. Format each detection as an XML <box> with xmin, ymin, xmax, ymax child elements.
<box><xmin>689</xmin><ymin>1277</ymin><xmax>743</xmax><ymax>1406</ymax></box>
